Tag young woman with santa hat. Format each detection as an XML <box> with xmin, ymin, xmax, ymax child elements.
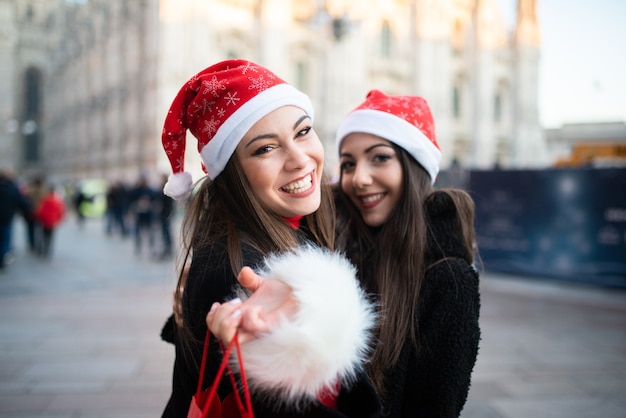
<box><xmin>159</xmin><ymin>60</ymin><xmax>380</xmax><ymax>418</ymax></box>
<box><xmin>333</xmin><ymin>90</ymin><xmax>481</xmax><ymax>417</ymax></box>
<box><xmin>211</xmin><ymin>89</ymin><xmax>481</xmax><ymax>417</ymax></box>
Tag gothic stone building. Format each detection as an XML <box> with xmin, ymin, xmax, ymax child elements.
<box><xmin>0</xmin><ymin>0</ymin><xmax>545</xmax><ymax>185</ymax></box>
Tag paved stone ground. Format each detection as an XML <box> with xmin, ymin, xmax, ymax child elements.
<box><xmin>462</xmin><ymin>273</ymin><xmax>626</xmax><ymax>418</ymax></box>
<box><xmin>0</xmin><ymin>215</ymin><xmax>625</xmax><ymax>417</ymax></box>
<box><xmin>0</xmin><ymin>217</ymin><xmax>176</xmax><ymax>418</ymax></box>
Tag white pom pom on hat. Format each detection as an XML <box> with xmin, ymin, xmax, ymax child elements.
<box><xmin>162</xmin><ymin>172</ymin><xmax>193</xmax><ymax>201</ymax></box>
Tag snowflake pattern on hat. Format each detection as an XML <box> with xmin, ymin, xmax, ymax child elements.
<box><xmin>356</xmin><ymin>90</ymin><xmax>437</xmax><ymax>149</ymax></box>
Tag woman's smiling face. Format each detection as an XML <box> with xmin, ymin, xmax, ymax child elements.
<box><xmin>339</xmin><ymin>133</ymin><xmax>403</xmax><ymax>227</ymax></box>
<box><xmin>235</xmin><ymin>105</ymin><xmax>324</xmax><ymax>218</ymax></box>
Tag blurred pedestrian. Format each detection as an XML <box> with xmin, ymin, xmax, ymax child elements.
<box><xmin>35</xmin><ymin>184</ymin><xmax>66</xmax><ymax>258</ymax></box>
<box><xmin>105</xmin><ymin>180</ymin><xmax>130</xmax><ymax>237</ymax></box>
<box><xmin>156</xmin><ymin>174</ymin><xmax>175</xmax><ymax>260</ymax></box>
<box><xmin>72</xmin><ymin>184</ymin><xmax>90</xmax><ymax>228</ymax></box>
<box><xmin>23</xmin><ymin>175</ymin><xmax>46</xmax><ymax>253</ymax></box>
<box><xmin>129</xmin><ymin>176</ymin><xmax>156</xmax><ymax>257</ymax></box>
<box><xmin>0</xmin><ymin>168</ymin><xmax>32</xmax><ymax>271</ymax></box>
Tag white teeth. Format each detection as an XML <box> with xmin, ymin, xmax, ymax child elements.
<box><xmin>282</xmin><ymin>174</ymin><xmax>312</xmax><ymax>194</ymax></box>
<box><xmin>361</xmin><ymin>193</ymin><xmax>383</xmax><ymax>204</ymax></box>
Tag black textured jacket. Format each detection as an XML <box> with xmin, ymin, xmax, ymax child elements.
<box><xmin>380</xmin><ymin>192</ymin><xmax>481</xmax><ymax>417</ymax></box>
<box><xmin>161</xmin><ymin>229</ymin><xmax>381</xmax><ymax>418</ymax></box>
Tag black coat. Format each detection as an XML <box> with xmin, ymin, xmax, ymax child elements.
<box><xmin>162</xmin><ymin>231</ymin><xmax>381</xmax><ymax>418</ymax></box>
<box><xmin>0</xmin><ymin>176</ymin><xmax>31</xmax><ymax>224</ymax></box>
<box><xmin>380</xmin><ymin>192</ymin><xmax>481</xmax><ymax>417</ymax></box>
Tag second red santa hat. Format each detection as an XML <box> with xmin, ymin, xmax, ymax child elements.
<box><xmin>335</xmin><ymin>89</ymin><xmax>441</xmax><ymax>183</ymax></box>
<box><xmin>162</xmin><ymin>59</ymin><xmax>314</xmax><ymax>200</ymax></box>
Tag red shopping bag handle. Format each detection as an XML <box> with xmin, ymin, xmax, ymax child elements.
<box><xmin>197</xmin><ymin>329</ymin><xmax>253</xmax><ymax>417</ymax></box>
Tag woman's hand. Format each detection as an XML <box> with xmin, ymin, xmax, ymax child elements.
<box><xmin>206</xmin><ymin>298</ymin><xmax>245</xmax><ymax>344</ymax></box>
<box><xmin>206</xmin><ymin>267</ymin><xmax>298</xmax><ymax>345</ymax></box>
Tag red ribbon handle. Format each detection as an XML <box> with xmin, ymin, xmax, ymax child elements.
<box><xmin>197</xmin><ymin>330</ymin><xmax>253</xmax><ymax>417</ymax></box>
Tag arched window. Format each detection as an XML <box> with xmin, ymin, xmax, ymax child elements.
<box><xmin>381</xmin><ymin>21</ymin><xmax>391</xmax><ymax>57</ymax></box>
<box><xmin>494</xmin><ymin>93</ymin><xmax>501</xmax><ymax>122</ymax></box>
<box><xmin>295</xmin><ymin>61</ymin><xmax>308</xmax><ymax>92</ymax></box>
<box><xmin>23</xmin><ymin>67</ymin><xmax>43</xmax><ymax>163</ymax></box>
<box><xmin>453</xmin><ymin>74</ymin><xmax>465</xmax><ymax>119</ymax></box>
<box><xmin>494</xmin><ymin>80</ymin><xmax>507</xmax><ymax>123</ymax></box>
<box><xmin>453</xmin><ymin>85</ymin><xmax>461</xmax><ymax>119</ymax></box>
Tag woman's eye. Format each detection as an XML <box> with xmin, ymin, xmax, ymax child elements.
<box><xmin>339</xmin><ymin>161</ymin><xmax>355</xmax><ymax>171</ymax></box>
<box><xmin>252</xmin><ymin>145</ymin><xmax>275</xmax><ymax>156</ymax></box>
<box><xmin>296</xmin><ymin>126</ymin><xmax>311</xmax><ymax>137</ymax></box>
<box><xmin>373</xmin><ymin>154</ymin><xmax>392</xmax><ymax>163</ymax></box>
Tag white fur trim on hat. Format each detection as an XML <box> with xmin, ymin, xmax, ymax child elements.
<box><xmin>231</xmin><ymin>245</ymin><xmax>376</xmax><ymax>408</ymax></box>
<box><xmin>201</xmin><ymin>84</ymin><xmax>314</xmax><ymax>180</ymax></box>
<box><xmin>336</xmin><ymin>109</ymin><xmax>442</xmax><ymax>183</ymax></box>
<box><xmin>163</xmin><ymin>172</ymin><xmax>193</xmax><ymax>200</ymax></box>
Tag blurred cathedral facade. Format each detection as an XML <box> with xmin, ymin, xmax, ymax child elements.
<box><xmin>0</xmin><ymin>0</ymin><xmax>545</xmax><ymax>184</ymax></box>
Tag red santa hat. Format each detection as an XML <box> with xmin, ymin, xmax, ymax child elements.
<box><xmin>335</xmin><ymin>89</ymin><xmax>441</xmax><ymax>183</ymax></box>
<box><xmin>162</xmin><ymin>59</ymin><xmax>314</xmax><ymax>200</ymax></box>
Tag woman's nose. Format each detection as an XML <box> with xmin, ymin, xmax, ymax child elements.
<box><xmin>284</xmin><ymin>144</ymin><xmax>309</xmax><ymax>171</ymax></box>
<box><xmin>352</xmin><ymin>163</ymin><xmax>372</xmax><ymax>188</ymax></box>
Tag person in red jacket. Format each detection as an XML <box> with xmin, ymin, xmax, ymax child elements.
<box><xmin>35</xmin><ymin>185</ymin><xmax>66</xmax><ymax>258</ymax></box>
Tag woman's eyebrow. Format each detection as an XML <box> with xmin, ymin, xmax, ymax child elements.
<box><xmin>293</xmin><ymin>114</ymin><xmax>311</xmax><ymax>130</ymax></box>
<box><xmin>245</xmin><ymin>114</ymin><xmax>311</xmax><ymax>148</ymax></box>
<box><xmin>364</xmin><ymin>143</ymin><xmax>394</xmax><ymax>153</ymax></box>
<box><xmin>244</xmin><ymin>133</ymin><xmax>276</xmax><ymax>148</ymax></box>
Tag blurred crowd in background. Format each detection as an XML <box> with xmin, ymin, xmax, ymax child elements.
<box><xmin>0</xmin><ymin>168</ymin><xmax>177</xmax><ymax>272</ymax></box>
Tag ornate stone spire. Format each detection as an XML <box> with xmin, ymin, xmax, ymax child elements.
<box><xmin>515</xmin><ymin>0</ymin><xmax>540</xmax><ymax>46</ymax></box>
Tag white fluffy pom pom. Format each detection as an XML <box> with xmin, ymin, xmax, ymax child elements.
<box><xmin>163</xmin><ymin>172</ymin><xmax>193</xmax><ymax>200</ymax></box>
<box><xmin>232</xmin><ymin>245</ymin><xmax>377</xmax><ymax>408</ymax></box>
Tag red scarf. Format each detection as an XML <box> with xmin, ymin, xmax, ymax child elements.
<box><xmin>283</xmin><ymin>215</ymin><xmax>303</xmax><ymax>230</ymax></box>
<box><xmin>317</xmin><ymin>381</ymin><xmax>340</xmax><ymax>409</ymax></box>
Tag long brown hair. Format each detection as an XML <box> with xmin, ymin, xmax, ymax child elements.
<box><xmin>336</xmin><ymin>145</ymin><xmax>432</xmax><ymax>397</ymax></box>
<box><xmin>174</xmin><ymin>153</ymin><xmax>335</xmax><ymax>337</ymax></box>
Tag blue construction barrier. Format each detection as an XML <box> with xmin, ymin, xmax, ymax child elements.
<box><xmin>465</xmin><ymin>167</ymin><xmax>626</xmax><ymax>288</ymax></box>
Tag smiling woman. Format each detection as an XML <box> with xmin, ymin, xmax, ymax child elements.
<box><xmin>159</xmin><ymin>60</ymin><xmax>380</xmax><ymax>418</ymax></box>
<box><xmin>335</xmin><ymin>90</ymin><xmax>480</xmax><ymax>417</ymax></box>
